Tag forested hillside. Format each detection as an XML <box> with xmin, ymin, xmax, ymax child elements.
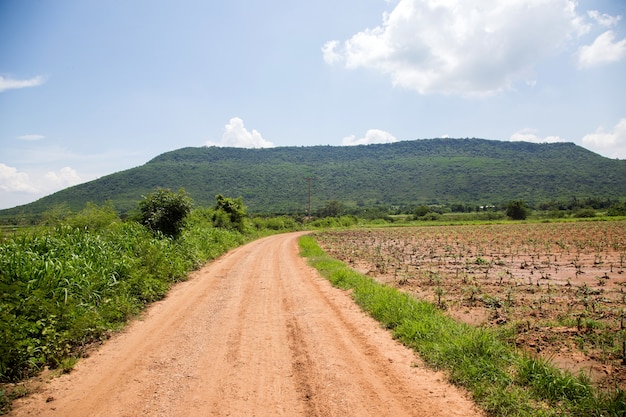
<box><xmin>2</xmin><ymin>138</ymin><xmax>625</xmax><ymax>218</ymax></box>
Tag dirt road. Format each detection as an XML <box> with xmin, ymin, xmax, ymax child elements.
<box><xmin>11</xmin><ymin>232</ymin><xmax>482</xmax><ymax>417</ymax></box>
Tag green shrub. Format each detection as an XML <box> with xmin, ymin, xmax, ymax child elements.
<box><xmin>139</xmin><ymin>188</ymin><xmax>193</xmax><ymax>238</ymax></box>
<box><xmin>506</xmin><ymin>200</ymin><xmax>529</xmax><ymax>220</ymax></box>
<box><xmin>607</xmin><ymin>202</ymin><xmax>626</xmax><ymax>216</ymax></box>
<box><xmin>213</xmin><ymin>194</ymin><xmax>246</xmax><ymax>232</ymax></box>
<box><xmin>65</xmin><ymin>202</ymin><xmax>119</xmax><ymax>231</ymax></box>
<box><xmin>574</xmin><ymin>208</ymin><xmax>596</xmax><ymax>218</ymax></box>
<box><xmin>414</xmin><ymin>205</ymin><xmax>430</xmax><ymax>218</ymax></box>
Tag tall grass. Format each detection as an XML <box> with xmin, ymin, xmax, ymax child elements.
<box><xmin>0</xmin><ymin>206</ymin><xmax>246</xmax><ymax>384</ymax></box>
<box><xmin>299</xmin><ymin>235</ymin><xmax>626</xmax><ymax>417</ymax></box>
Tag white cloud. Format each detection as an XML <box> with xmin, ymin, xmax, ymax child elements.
<box><xmin>577</xmin><ymin>31</ymin><xmax>626</xmax><ymax>68</ymax></box>
<box><xmin>322</xmin><ymin>40</ymin><xmax>342</xmax><ymax>65</ymax></box>
<box><xmin>0</xmin><ymin>75</ymin><xmax>45</xmax><ymax>93</ymax></box>
<box><xmin>587</xmin><ymin>10</ymin><xmax>621</xmax><ymax>27</ymax></box>
<box><xmin>206</xmin><ymin>117</ymin><xmax>274</xmax><ymax>148</ymax></box>
<box><xmin>44</xmin><ymin>167</ymin><xmax>82</xmax><ymax>188</ymax></box>
<box><xmin>0</xmin><ymin>163</ymin><xmax>37</xmax><ymax>193</ymax></box>
<box><xmin>342</xmin><ymin>129</ymin><xmax>397</xmax><ymax>146</ymax></box>
<box><xmin>582</xmin><ymin>118</ymin><xmax>626</xmax><ymax>159</ymax></box>
<box><xmin>324</xmin><ymin>0</ymin><xmax>592</xmax><ymax>95</ymax></box>
<box><xmin>510</xmin><ymin>128</ymin><xmax>566</xmax><ymax>144</ymax></box>
<box><xmin>17</xmin><ymin>134</ymin><xmax>45</xmax><ymax>141</ymax></box>
<box><xmin>0</xmin><ymin>164</ymin><xmax>84</xmax><ymax>210</ymax></box>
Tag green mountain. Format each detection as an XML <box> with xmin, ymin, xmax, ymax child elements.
<box><xmin>2</xmin><ymin>138</ymin><xmax>625</xmax><ymax>218</ymax></box>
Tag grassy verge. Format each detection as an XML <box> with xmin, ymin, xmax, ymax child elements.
<box><xmin>0</xmin><ymin>205</ymin><xmax>269</xmax><ymax>414</ymax></box>
<box><xmin>299</xmin><ymin>234</ymin><xmax>626</xmax><ymax>417</ymax></box>
<box><xmin>0</xmin><ymin>210</ymin><xmax>304</xmax><ymax>413</ymax></box>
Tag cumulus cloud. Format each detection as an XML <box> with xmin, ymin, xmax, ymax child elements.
<box><xmin>206</xmin><ymin>117</ymin><xmax>274</xmax><ymax>148</ymax></box>
<box><xmin>577</xmin><ymin>31</ymin><xmax>626</xmax><ymax>68</ymax></box>
<box><xmin>342</xmin><ymin>129</ymin><xmax>397</xmax><ymax>146</ymax></box>
<box><xmin>17</xmin><ymin>134</ymin><xmax>45</xmax><ymax>141</ymax></box>
<box><xmin>321</xmin><ymin>40</ymin><xmax>342</xmax><ymax>65</ymax></box>
<box><xmin>0</xmin><ymin>75</ymin><xmax>45</xmax><ymax>92</ymax></box>
<box><xmin>582</xmin><ymin>118</ymin><xmax>626</xmax><ymax>159</ymax></box>
<box><xmin>0</xmin><ymin>163</ymin><xmax>85</xmax><ymax>209</ymax></box>
<box><xmin>510</xmin><ymin>129</ymin><xmax>566</xmax><ymax>144</ymax></box>
<box><xmin>44</xmin><ymin>167</ymin><xmax>82</xmax><ymax>188</ymax></box>
<box><xmin>323</xmin><ymin>0</ymin><xmax>595</xmax><ymax>95</ymax></box>
<box><xmin>0</xmin><ymin>164</ymin><xmax>82</xmax><ymax>194</ymax></box>
<box><xmin>0</xmin><ymin>163</ymin><xmax>38</xmax><ymax>193</ymax></box>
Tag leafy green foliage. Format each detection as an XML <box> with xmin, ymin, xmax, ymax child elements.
<box><xmin>139</xmin><ymin>188</ymin><xmax>193</xmax><ymax>238</ymax></box>
<box><xmin>65</xmin><ymin>201</ymin><xmax>119</xmax><ymax>231</ymax></box>
<box><xmin>212</xmin><ymin>194</ymin><xmax>246</xmax><ymax>231</ymax></box>
<box><xmin>574</xmin><ymin>208</ymin><xmax>597</xmax><ymax>218</ymax></box>
<box><xmin>0</xmin><ymin>204</ymin><xmax>248</xmax><ymax>384</ymax></box>
<box><xmin>506</xmin><ymin>200</ymin><xmax>529</xmax><ymax>220</ymax></box>
<box><xmin>2</xmin><ymin>139</ymin><xmax>624</xmax><ymax>220</ymax></box>
<box><xmin>608</xmin><ymin>202</ymin><xmax>626</xmax><ymax>216</ymax></box>
<box><xmin>413</xmin><ymin>205</ymin><xmax>431</xmax><ymax>218</ymax></box>
<box><xmin>317</xmin><ymin>200</ymin><xmax>345</xmax><ymax>217</ymax></box>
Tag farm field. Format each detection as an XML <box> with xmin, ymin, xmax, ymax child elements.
<box><xmin>315</xmin><ymin>221</ymin><xmax>626</xmax><ymax>390</ymax></box>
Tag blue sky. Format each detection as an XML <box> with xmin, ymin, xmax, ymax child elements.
<box><xmin>1</xmin><ymin>0</ymin><xmax>625</xmax><ymax>210</ymax></box>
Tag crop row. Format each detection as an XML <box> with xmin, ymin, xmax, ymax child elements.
<box><xmin>315</xmin><ymin>221</ymin><xmax>626</xmax><ymax>390</ymax></box>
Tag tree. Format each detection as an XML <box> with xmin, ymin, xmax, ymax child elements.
<box><xmin>505</xmin><ymin>200</ymin><xmax>528</xmax><ymax>220</ymax></box>
<box><xmin>213</xmin><ymin>194</ymin><xmax>246</xmax><ymax>231</ymax></box>
<box><xmin>413</xmin><ymin>205</ymin><xmax>430</xmax><ymax>218</ymax></box>
<box><xmin>139</xmin><ymin>188</ymin><xmax>193</xmax><ymax>238</ymax></box>
<box><xmin>607</xmin><ymin>202</ymin><xmax>626</xmax><ymax>216</ymax></box>
<box><xmin>318</xmin><ymin>200</ymin><xmax>344</xmax><ymax>218</ymax></box>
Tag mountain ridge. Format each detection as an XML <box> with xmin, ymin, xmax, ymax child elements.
<box><xmin>2</xmin><ymin>138</ymin><xmax>625</xmax><ymax>218</ymax></box>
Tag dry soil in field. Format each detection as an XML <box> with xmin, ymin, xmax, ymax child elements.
<box><xmin>315</xmin><ymin>223</ymin><xmax>626</xmax><ymax>389</ymax></box>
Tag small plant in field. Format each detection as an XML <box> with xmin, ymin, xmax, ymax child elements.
<box><xmin>434</xmin><ymin>286</ymin><xmax>446</xmax><ymax>309</ymax></box>
<box><xmin>505</xmin><ymin>287</ymin><xmax>516</xmax><ymax>307</ymax></box>
<box><xmin>575</xmin><ymin>264</ymin><xmax>584</xmax><ymax>277</ymax></box>
<box><xmin>464</xmin><ymin>285</ymin><xmax>481</xmax><ymax>306</ymax></box>
<box><xmin>621</xmin><ymin>311</ymin><xmax>626</xmax><ymax>365</ymax></box>
<box><xmin>538</xmin><ymin>296</ymin><xmax>546</xmax><ymax>313</ymax></box>
<box><xmin>577</xmin><ymin>313</ymin><xmax>585</xmax><ymax>332</ymax></box>
<box><xmin>397</xmin><ymin>271</ymin><xmax>409</xmax><ymax>286</ymax></box>
<box><xmin>481</xmin><ymin>293</ymin><xmax>502</xmax><ymax>310</ymax></box>
<box><xmin>594</xmin><ymin>254</ymin><xmax>604</xmax><ymax>265</ymax></box>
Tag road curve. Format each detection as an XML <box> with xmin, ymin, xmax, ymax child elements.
<box><xmin>11</xmin><ymin>232</ymin><xmax>482</xmax><ymax>417</ymax></box>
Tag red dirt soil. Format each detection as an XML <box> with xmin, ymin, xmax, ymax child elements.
<box><xmin>9</xmin><ymin>232</ymin><xmax>482</xmax><ymax>417</ymax></box>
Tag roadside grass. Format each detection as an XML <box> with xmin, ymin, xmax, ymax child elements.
<box><xmin>0</xmin><ymin>207</ymin><xmax>248</xmax><ymax>387</ymax></box>
<box><xmin>299</xmin><ymin>235</ymin><xmax>626</xmax><ymax>417</ymax></box>
<box><xmin>0</xmin><ymin>205</ymin><xmax>304</xmax><ymax>414</ymax></box>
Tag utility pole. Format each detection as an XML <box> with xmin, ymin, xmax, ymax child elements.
<box><xmin>304</xmin><ymin>177</ymin><xmax>313</xmax><ymax>218</ymax></box>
